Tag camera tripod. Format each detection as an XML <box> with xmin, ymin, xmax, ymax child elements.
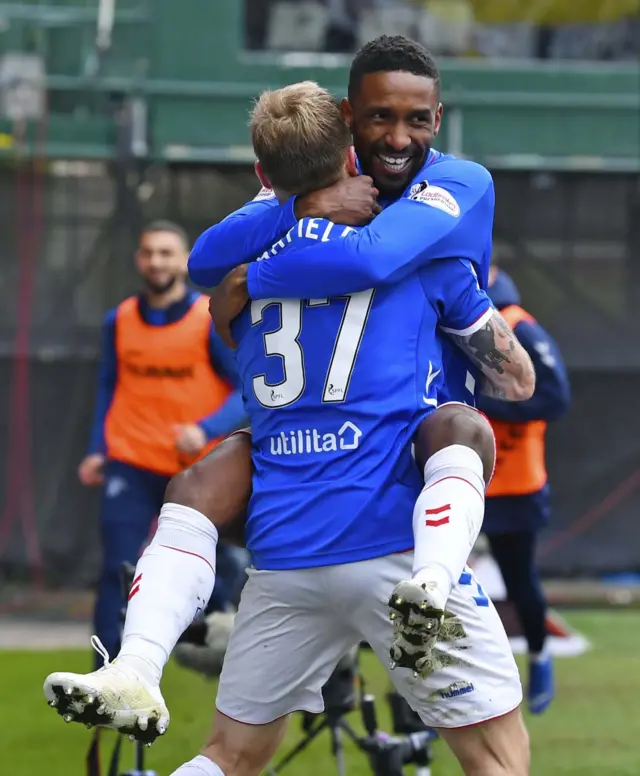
<box><xmin>265</xmin><ymin>653</ymin><xmax>435</xmax><ymax>776</ymax></box>
<box><xmin>87</xmin><ymin>729</ymin><xmax>157</xmax><ymax>776</ymax></box>
<box><xmin>267</xmin><ymin>705</ymin><xmax>362</xmax><ymax>776</ymax></box>
<box><xmin>86</xmin><ymin>563</ymin><xmax>158</xmax><ymax>776</ymax></box>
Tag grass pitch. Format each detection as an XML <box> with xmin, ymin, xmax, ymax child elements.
<box><xmin>1</xmin><ymin>611</ymin><xmax>638</xmax><ymax>776</ymax></box>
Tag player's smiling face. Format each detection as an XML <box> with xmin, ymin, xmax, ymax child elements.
<box><xmin>345</xmin><ymin>71</ymin><xmax>442</xmax><ymax>197</ymax></box>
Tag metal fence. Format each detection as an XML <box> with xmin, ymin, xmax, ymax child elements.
<box><xmin>0</xmin><ymin>160</ymin><xmax>638</xmax><ymax>589</ymax></box>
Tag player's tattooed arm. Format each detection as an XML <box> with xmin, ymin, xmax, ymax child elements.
<box><xmin>449</xmin><ymin>310</ymin><xmax>536</xmax><ymax>401</ymax></box>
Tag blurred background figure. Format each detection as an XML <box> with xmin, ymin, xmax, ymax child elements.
<box><xmin>77</xmin><ymin>221</ymin><xmax>247</xmax><ymax>664</ymax></box>
<box><xmin>477</xmin><ymin>262</ymin><xmax>571</xmax><ymax>715</ymax></box>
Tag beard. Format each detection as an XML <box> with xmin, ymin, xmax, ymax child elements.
<box><xmin>142</xmin><ymin>274</ymin><xmax>180</xmax><ymax>295</ymax></box>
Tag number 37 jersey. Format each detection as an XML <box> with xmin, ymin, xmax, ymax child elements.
<box><xmin>232</xmin><ymin>218</ymin><xmax>493</xmax><ymax>571</ymax></box>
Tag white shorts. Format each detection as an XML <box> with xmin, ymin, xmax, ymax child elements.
<box><xmin>216</xmin><ymin>552</ymin><xmax>522</xmax><ymax>728</ymax></box>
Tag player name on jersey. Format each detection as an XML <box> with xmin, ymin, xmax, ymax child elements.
<box><xmin>257</xmin><ymin>219</ymin><xmax>357</xmax><ymax>261</ymax></box>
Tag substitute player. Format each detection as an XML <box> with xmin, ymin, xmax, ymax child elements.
<box><xmin>79</xmin><ymin>221</ymin><xmax>247</xmax><ymax>661</ymax></box>
<box><xmin>478</xmin><ymin>263</ymin><xmax>570</xmax><ymax>714</ymax></box>
<box><xmin>45</xmin><ymin>82</ymin><xmax>532</xmax><ymax>776</ymax></box>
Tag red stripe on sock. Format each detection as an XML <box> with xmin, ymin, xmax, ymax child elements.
<box><xmin>421</xmin><ymin>475</ymin><xmax>484</xmax><ymax>503</ymax></box>
<box><xmin>425</xmin><ymin>503</ymin><xmax>451</xmax><ymax>515</ymax></box>
<box><xmin>425</xmin><ymin>516</ymin><xmax>450</xmax><ymax>527</ymax></box>
<box><xmin>128</xmin><ymin>584</ymin><xmax>141</xmax><ymax>601</ymax></box>
<box><xmin>132</xmin><ymin>573</ymin><xmax>142</xmax><ymax>587</ymax></box>
<box><xmin>159</xmin><ymin>545</ymin><xmax>215</xmax><ymax>575</ymax></box>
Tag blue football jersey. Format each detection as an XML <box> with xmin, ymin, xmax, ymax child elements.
<box><xmin>244</xmin><ymin>152</ymin><xmax>495</xmax><ymax>410</ymax></box>
<box><xmin>407</xmin><ymin>153</ymin><xmax>493</xmax><ymax>406</ymax></box>
<box><xmin>233</xmin><ymin>218</ymin><xmax>492</xmax><ymax>570</ymax></box>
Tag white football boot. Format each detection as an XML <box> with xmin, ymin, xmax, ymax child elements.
<box><xmin>388</xmin><ymin>580</ymin><xmax>446</xmax><ymax>678</ymax></box>
<box><xmin>43</xmin><ymin>636</ymin><xmax>169</xmax><ymax>745</ymax></box>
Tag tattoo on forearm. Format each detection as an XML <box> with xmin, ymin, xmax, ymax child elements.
<box><xmin>449</xmin><ymin>312</ymin><xmax>530</xmax><ymax>396</ymax></box>
<box><xmin>463</xmin><ymin>321</ymin><xmax>513</xmax><ymax>374</ymax></box>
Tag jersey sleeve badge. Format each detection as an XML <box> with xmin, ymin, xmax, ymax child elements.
<box><xmin>409</xmin><ymin>181</ymin><xmax>460</xmax><ymax>217</ymax></box>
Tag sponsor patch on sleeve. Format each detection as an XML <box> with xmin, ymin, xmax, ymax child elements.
<box><xmin>409</xmin><ymin>183</ymin><xmax>460</xmax><ymax>217</ymax></box>
<box><xmin>253</xmin><ymin>186</ymin><xmax>276</xmax><ymax>202</ymax></box>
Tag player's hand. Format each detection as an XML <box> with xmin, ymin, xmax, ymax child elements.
<box><xmin>78</xmin><ymin>454</ymin><xmax>105</xmax><ymax>486</ymax></box>
<box><xmin>209</xmin><ymin>264</ymin><xmax>249</xmax><ymax>349</ymax></box>
<box><xmin>296</xmin><ymin>176</ymin><xmax>381</xmax><ymax>225</ymax></box>
<box><xmin>174</xmin><ymin>424</ymin><xmax>208</xmax><ymax>455</ymax></box>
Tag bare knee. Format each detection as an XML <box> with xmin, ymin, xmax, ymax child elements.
<box><xmin>165</xmin><ymin>433</ymin><xmax>253</xmax><ymax>536</ymax></box>
<box><xmin>416</xmin><ymin>404</ymin><xmax>495</xmax><ymax>482</ymax></box>
<box><xmin>438</xmin><ymin>708</ymin><xmax>530</xmax><ymax>776</ymax></box>
<box><xmin>202</xmin><ymin>711</ymin><xmax>288</xmax><ymax>776</ymax></box>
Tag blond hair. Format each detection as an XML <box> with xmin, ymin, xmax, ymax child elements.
<box><xmin>250</xmin><ymin>81</ymin><xmax>351</xmax><ymax>196</ymax></box>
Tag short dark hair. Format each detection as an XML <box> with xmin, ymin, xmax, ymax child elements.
<box><xmin>348</xmin><ymin>35</ymin><xmax>441</xmax><ymax>101</ymax></box>
<box><xmin>141</xmin><ymin>220</ymin><xmax>189</xmax><ymax>249</ymax></box>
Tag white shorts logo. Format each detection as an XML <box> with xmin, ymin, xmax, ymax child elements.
<box><xmin>438</xmin><ymin>681</ymin><xmax>475</xmax><ymax>700</ymax></box>
<box><xmin>268</xmin><ymin>421</ymin><xmax>362</xmax><ymax>456</ymax></box>
<box><xmin>409</xmin><ymin>182</ymin><xmax>460</xmax><ymax>217</ymax></box>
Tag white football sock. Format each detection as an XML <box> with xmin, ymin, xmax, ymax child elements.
<box><xmin>116</xmin><ymin>503</ymin><xmax>218</xmax><ymax>685</ymax></box>
<box><xmin>171</xmin><ymin>755</ymin><xmax>225</xmax><ymax>776</ymax></box>
<box><xmin>412</xmin><ymin>445</ymin><xmax>485</xmax><ymax>598</ymax></box>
